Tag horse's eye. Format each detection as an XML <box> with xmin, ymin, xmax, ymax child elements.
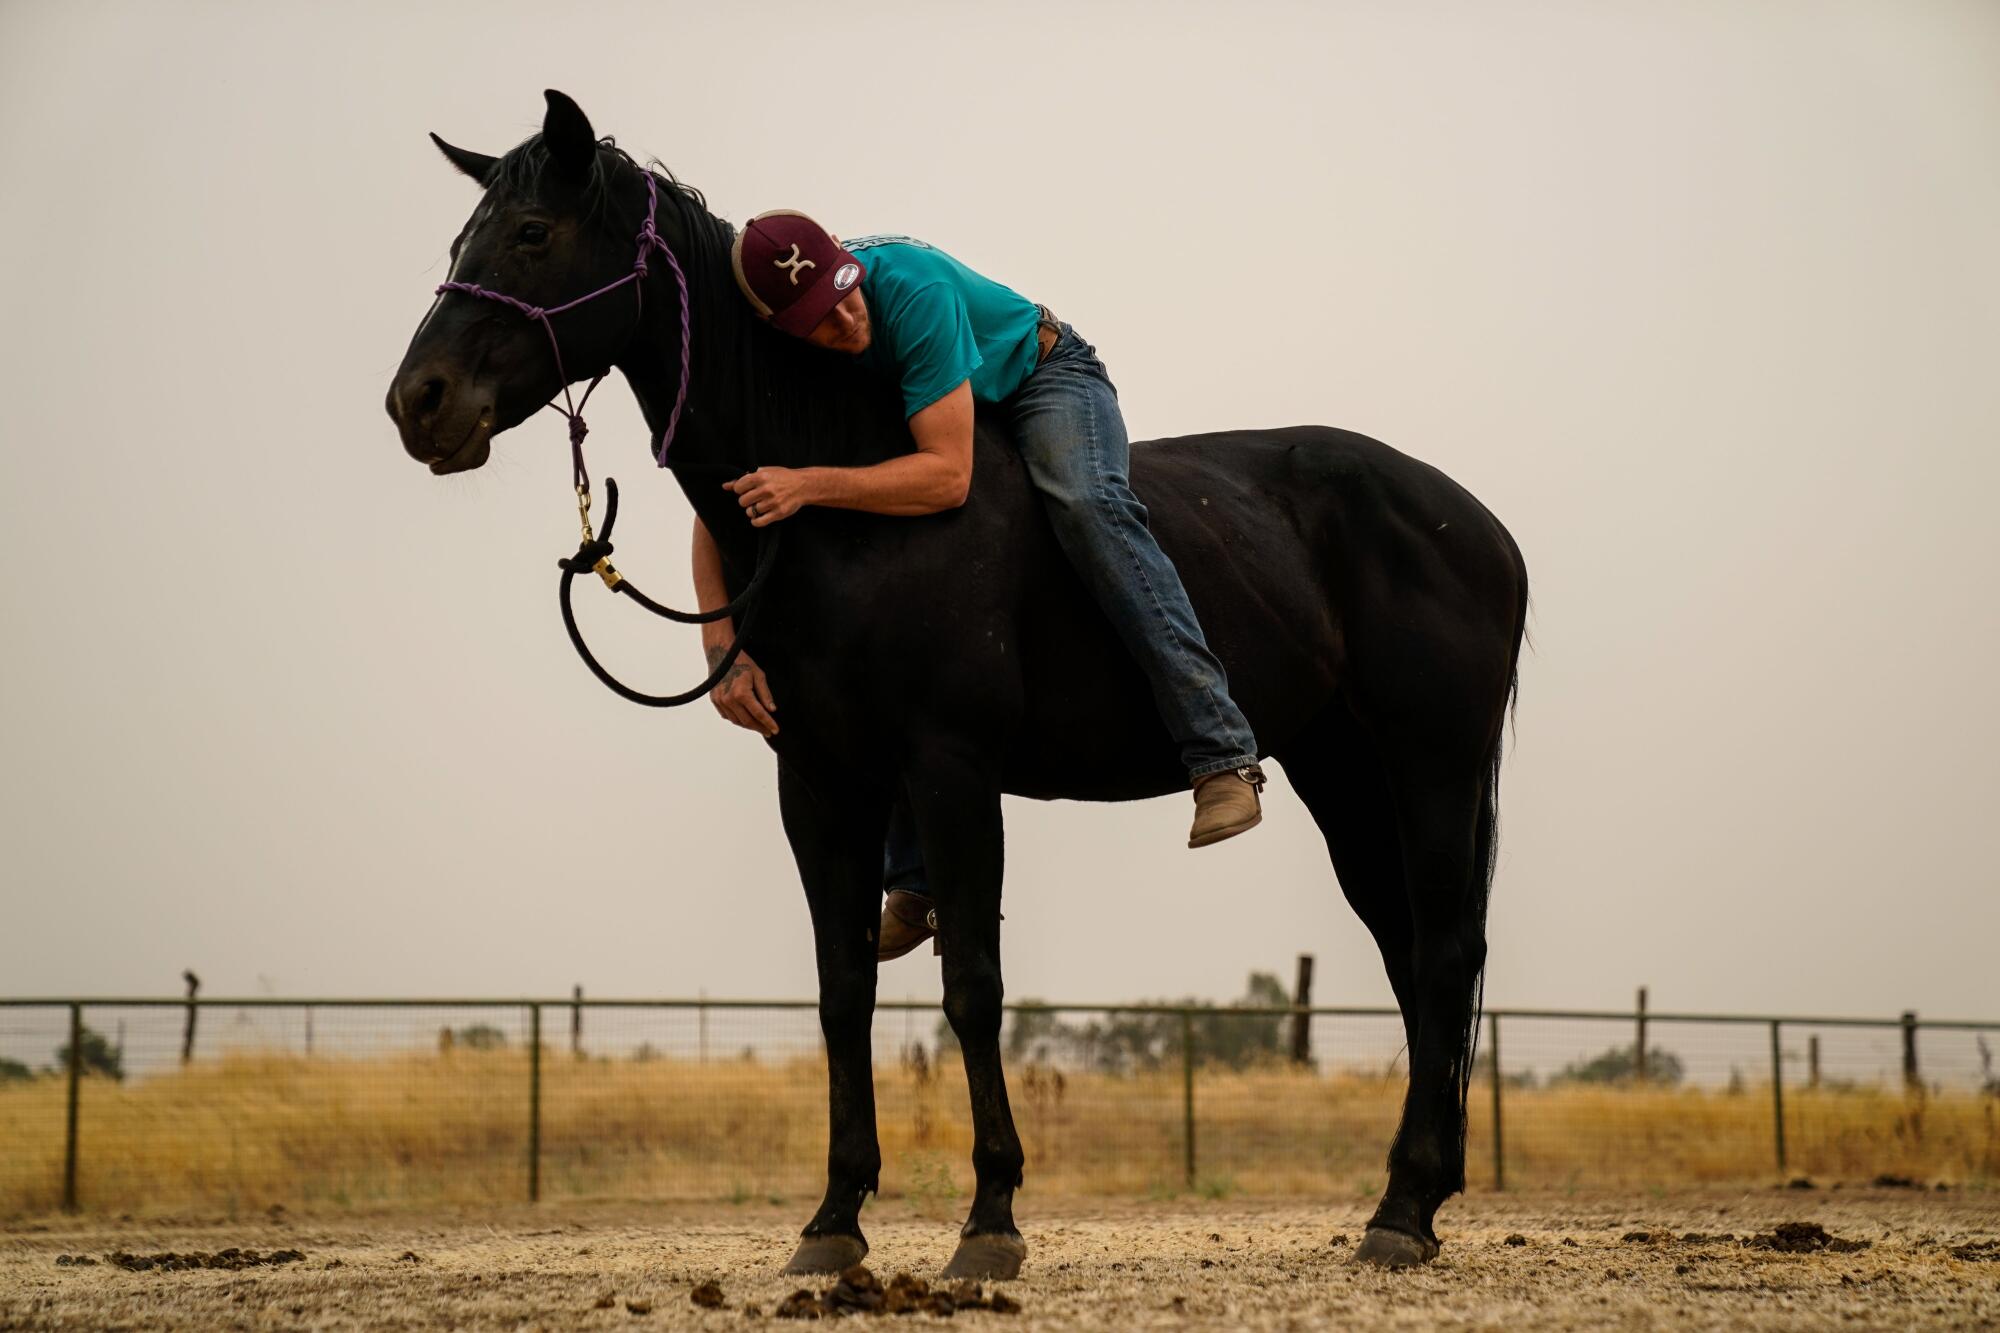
<box><xmin>517</xmin><ymin>222</ymin><xmax>550</xmax><ymax>246</ymax></box>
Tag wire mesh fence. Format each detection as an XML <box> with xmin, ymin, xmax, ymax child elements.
<box><xmin>1</xmin><ymin>998</ymin><xmax>1994</xmax><ymax>1215</ymax></box>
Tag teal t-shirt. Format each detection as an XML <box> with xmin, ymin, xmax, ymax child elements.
<box><xmin>842</xmin><ymin>236</ymin><xmax>1042</xmax><ymax>418</ymax></box>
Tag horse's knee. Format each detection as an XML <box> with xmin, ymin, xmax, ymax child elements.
<box><xmin>817</xmin><ymin>975</ymin><xmax>874</xmax><ymax>1042</ymax></box>
<box><xmin>942</xmin><ymin>967</ymin><xmax>1003</xmax><ymax>1045</ymax></box>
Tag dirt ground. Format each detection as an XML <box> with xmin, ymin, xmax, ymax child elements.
<box><xmin>3</xmin><ymin>1190</ymin><xmax>1996</xmax><ymax>1331</ymax></box>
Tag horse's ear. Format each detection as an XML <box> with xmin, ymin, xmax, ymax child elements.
<box><xmin>430</xmin><ymin>133</ymin><xmax>498</xmax><ymax>185</ymax></box>
<box><xmin>542</xmin><ymin>89</ymin><xmax>598</xmax><ymax>183</ymax></box>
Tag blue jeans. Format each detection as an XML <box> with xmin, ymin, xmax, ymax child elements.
<box><xmin>885</xmin><ymin>324</ymin><xmax>1260</xmax><ymax>895</ymax></box>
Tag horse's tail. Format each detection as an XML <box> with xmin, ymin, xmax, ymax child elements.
<box><xmin>1456</xmin><ymin>542</ymin><xmax>1528</xmax><ymax>1169</ymax></box>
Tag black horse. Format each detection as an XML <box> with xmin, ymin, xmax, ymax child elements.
<box><xmin>388</xmin><ymin>92</ymin><xmax>1528</xmax><ymax>1276</ymax></box>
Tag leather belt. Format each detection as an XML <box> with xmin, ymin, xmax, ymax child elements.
<box><xmin>1034</xmin><ymin>303</ymin><xmax>1062</xmax><ymax>364</ymax></box>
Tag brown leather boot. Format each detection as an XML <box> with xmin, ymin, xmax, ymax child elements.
<box><xmin>877</xmin><ymin>889</ymin><xmax>938</xmax><ymax>961</ymax></box>
<box><xmin>1189</xmin><ymin>764</ymin><xmax>1266</xmax><ymax>848</ymax></box>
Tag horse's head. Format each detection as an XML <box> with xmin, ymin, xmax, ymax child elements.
<box><xmin>387</xmin><ymin>91</ymin><xmax>649</xmax><ymax>474</ymax></box>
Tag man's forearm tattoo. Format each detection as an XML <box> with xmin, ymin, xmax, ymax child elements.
<box><xmin>707</xmin><ymin>642</ymin><xmax>752</xmax><ymax>691</ymax></box>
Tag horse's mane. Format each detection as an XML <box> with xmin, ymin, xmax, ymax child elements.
<box><xmin>491</xmin><ymin>134</ymin><xmax>908</xmax><ymax>471</ymax></box>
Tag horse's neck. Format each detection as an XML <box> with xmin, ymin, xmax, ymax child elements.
<box><xmin>614</xmin><ymin>326</ymin><xmax>761</xmax><ymax>577</ymax></box>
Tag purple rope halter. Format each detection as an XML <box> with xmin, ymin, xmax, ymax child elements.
<box><xmin>434</xmin><ymin>171</ymin><xmax>692</xmax><ymax>493</ymax></box>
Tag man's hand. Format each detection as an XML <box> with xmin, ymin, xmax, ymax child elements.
<box><xmin>708</xmin><ymin>645</ymin><xmax>778</xmax><ymax>736</ymax></box>
<box><xmin>725</xmin><ymin>467</ymin><xmax>815</xmax><ymax>528</ymax></box>
<box><xmin>718</xmin><ymin>383</ymin><xmax>975</xmax><ymax>524</ymax></box>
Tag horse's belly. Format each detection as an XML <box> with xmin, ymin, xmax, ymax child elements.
<box><xmin>1002</xmin><ymin>628</ymin><xmax>1188</xmax><ymax>802</ymax></box>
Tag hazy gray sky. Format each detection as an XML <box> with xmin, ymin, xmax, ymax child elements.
<box><xmin>2</xmin><ymin>1</ymin><xmax>1996</xmax><ymax>1021</ymax></box>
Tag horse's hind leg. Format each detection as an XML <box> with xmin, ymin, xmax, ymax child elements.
<box><xmin>1352</xmin><ymin>762</ymin><xmax>1490</xmax><ymax>1266</ymax></box>
<box><xmin>776</xmin><ymin>761</ymin><xmax>892</xmax><ymax>1275</ymax></box>
<box><xmin>1279</xmin><ymin>702</ymin><xmax>1469</xmax><ymax>1269</ymax></box>
<box><xmin>1286</xmin><ymin>680</ymin><xmax>1505</xmax><ymax>1263</ymax></box>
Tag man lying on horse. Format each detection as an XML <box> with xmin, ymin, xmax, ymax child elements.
<box><xmin>697</xmin><ymin>212</ymin><xmax>1268</xmax><ymax>958</ymax></box>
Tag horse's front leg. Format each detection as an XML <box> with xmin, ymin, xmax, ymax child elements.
<box><xmin>777</xmin><ymin>761</ymin><xmax>891</xmax><ymax>1275</ymax></box>
<box><xmin>907</xmin><ymin>748</ymin><xmax>1026</xmax><ymax>1279</ymax></box>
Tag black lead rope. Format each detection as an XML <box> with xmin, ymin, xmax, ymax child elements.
<box><xmin>556</xmin><ymin>476</ymin><xmax>783</xmax><ymax>708</ymax></box>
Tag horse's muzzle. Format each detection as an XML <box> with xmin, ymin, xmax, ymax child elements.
<box><xmin>386</xmin><ymin>365</ymin><xmax>496</xmax><ymax>473</ymax></box>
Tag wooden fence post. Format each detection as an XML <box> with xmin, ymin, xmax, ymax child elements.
<box><xmin>62</xmin><ymin>1003</ymin><xmax>81</xmax><ymax>1213</ymax></box>
<box><xmin>1635</xmin><ymin>987</ymin><xmax>1648</xmax><ymax>1084</ymax></box>
<box><xmin>571</xmin><ymin>985</ymin><xmax>583</xmax><ymax>1059</ymax></box>
<box><xmin>1290</xmin><ymin>955</ymin><xmax>1315</xmax><ymax>1067</ymax></box>
<box><xmin>1901</xmin><ymin>1011</ymin><xmax>1920</xmax><ymax>1094</ymax></box>
<box><xmin>1181</xmin><ymin>1010</ymin><xmax>1197</xmax><ymax>1189</ymax></box>
<box><xmin>1489</xmin><ymin>1011</ymin><xmax>1504</xmax><ymax>1191</ymax></box>
<box><xmin>528</xmin><ymin>1004</ymin><xmax>543</xmax><ymax>1203</ymax></box>
<box><xmin>1807</xmin><ymin>1035</ymin><xmax>1819</xmax><ymax>1090</ymax></box>
<box><xmin>1769</xmin><ymin>1020</ymin><xmax>1787</xmax><ymax>1174</ymax></box>
<box><xmin>180</xmin><ymin>970</ymin><xmax>200</xmax><ymax>1065</ymax></box>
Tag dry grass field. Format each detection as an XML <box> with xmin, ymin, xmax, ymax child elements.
<box><xmin>4</xmin><ymin>1192</ymin><xmax>1998</xmax><ymax>1331</ymax></box>
<box><xmin>2</xmin><ymin>1051</ymin><xmax>1995</xmax><ymax>1218</ymax></box>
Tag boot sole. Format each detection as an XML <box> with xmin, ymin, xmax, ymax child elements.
<box><xmin>1188</xmin><ymin>810</ymin><xmax>1262</xmax><ymax>849</ymax></box>
<box><xmin>876</xmin><ymin>933</ymin><xmax>935</xmax><ymax>962</ymax></box>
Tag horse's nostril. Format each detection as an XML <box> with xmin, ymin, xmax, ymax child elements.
<box><xmin>418</xmin><ymin>378</ymin><xmax>447</xmax><ymax>418</ymax></box>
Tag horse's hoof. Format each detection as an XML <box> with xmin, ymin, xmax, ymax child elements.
<box><xmin>942</xmin><ymin>1231</ymin><xmax>1027</xmax><ymax>1280</ymax></box>
<box><xmin>1350</xmin><ymin>1227</ymin><xmax>1438</xmax><ymax>1268</ymax></box>
<box><xmin>783</xmin><ymin>1234</ymin><xmax>867</xmax><ymax>1275</ymax></box>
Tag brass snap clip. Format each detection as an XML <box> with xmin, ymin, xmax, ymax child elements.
<box><xmin>575</xmin><ymin>485</ymin><xmax>622</xmax><ymax>588</ymax></box>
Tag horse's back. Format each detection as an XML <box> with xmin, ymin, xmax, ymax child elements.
<box><xmin>993</xmin><ymin>423</ymin><xmax>1521</xmax><ymax>799</ymax></box>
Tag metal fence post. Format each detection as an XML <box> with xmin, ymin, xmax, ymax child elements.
<box><xmin>180</xmin><ymin>971</ymin><xmax>200</xmax><ymax>1065</ymax></box>
<box><xmin>1769</xmin><ymin>1019</ymin><xmax>1786</xmax><ymax>1174</ymax></box>
<box><xmin>62</xmin><ymin>1003</ymin><xmax>81</xmax><ymax>1213</ymax></box>
<box><xmin>528</xmin><ymin>1003</ymin><xmax>543</xmax><ymax>1203</ymax></box>
<box><xmin>1489</xmin><ymin>1011</ymin><xmax>1504</xmax><ymax>1191</ymax></box>
<box><xmin>1290</xmin><ymin>955</ymin><xmax>1314</xmax><ymax>1066</ymax></box>
<box><xmin>1180</xmin><ymin>1009</ymin><xmax>1196</xmax><ymax>1189</ymax></box>
<box><xmin>1635</xmin><ymin>987</ymin><xmax>1648</xmax><ymax>1084</ymax></box>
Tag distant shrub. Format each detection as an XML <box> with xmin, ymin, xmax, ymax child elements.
<box><xmin>0</xmin><ymin>1057</ymin><xmax>35</xmax><ymax>1084</ymax></box>
<box><xmin>54</xmin><ymin>1026</ymin><xmax>124</xmax><ymax>1082</ymax></box>
<box><xmin>1553</xmin><ymin>1043</ymin><xmax>1683</xmax><ymax>1087</ymax></box>
<box><xmin>454</xmin><ymin>1024</ymin><xmax>507</xmax><ymax>1051</ymax></box>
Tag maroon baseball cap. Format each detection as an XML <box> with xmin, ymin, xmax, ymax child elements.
<box><xmin>731</xmin><ymin>209</ymin><xmax>867</xmax><ymax>337</ymax></box>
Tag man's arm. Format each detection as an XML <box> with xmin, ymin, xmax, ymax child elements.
<box><xmin>692</xmin><ymin>517</ymin><xmax>777</xmax><ymax>736</ymax></box>
<box><xmin>724</xmin><ymin>380</ymin><xmax>974</xmax><ymax>526</ymax></box>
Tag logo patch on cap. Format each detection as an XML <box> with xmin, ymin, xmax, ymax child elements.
<box><xmin>774</xmin><ymin>243</ymin><xmax>816</xmax><ymax>285</ymax></box>
<box><xmin>833</xmin><ymin>262</ymin><xmax>860</xmax><ymax>292</ymax></box>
